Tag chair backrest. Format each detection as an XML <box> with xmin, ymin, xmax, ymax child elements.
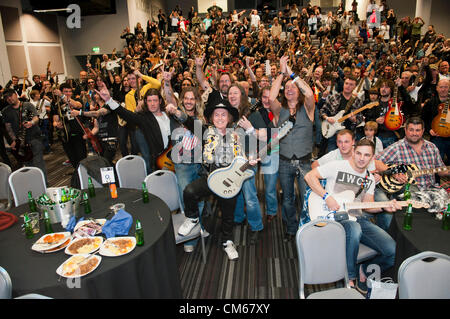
<box><xmin>0</xmin><ymin>266</ymin><xmax>12</xmax><ymax>299</ymax></box>
<box><xmin>0</xmin><ymin>163</ymin><xmax>12</xmax><ymax>210</ymax></box>
<box><xmin>144</xmin><ymin>170</ymin><xmax>183</xmax><ymax>213</ymax></box>
<box><xmin>115</xmin><ymin>155</ymin><xmax>147</xmax><ymax>189</ymax></box>
<box><xmin>8</xmin><ymin>166</ymin><xmax>46</xmax><ymax>207</ymax></box>
<box><xmin>78</xmin><ymin>164</ymin><xmax>103</xmax><ymax>190</ymax></box>
<box><xmin>398</xmin><ymin>251</ymin><xmax>450</xmax><ymax>299</ymax></box>
<box><xmin>296</xmin><ymin>220</ymin><xmax>349</xmax><ymax>298</ymax></box>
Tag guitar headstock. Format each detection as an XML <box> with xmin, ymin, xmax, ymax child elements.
<box><xmin>365</xmin><ymin>102</ymin><xmax>379</xmax><ymax>110</ymax></box>
<box><xmin>275</xmin><ymin>121</ymin><xmax>294</xmax><ymax>140</ymax></box>
<box><xmin>407</xmin><ymin>200</ymin><xmax>430</xmax><ymax>209</ymax></box>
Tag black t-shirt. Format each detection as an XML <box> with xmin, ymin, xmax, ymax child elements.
<box><xmin>2</xmin><ymin>102</ymin><xmax>41</xmax><ymax>142</ymax></box>
<box><xmin>97</xmin><ymin>107</ymin><xmax>118</xmax><ymax>139</ymax></box>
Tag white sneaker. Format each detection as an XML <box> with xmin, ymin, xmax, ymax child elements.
<box><xmin>178</xmin><ymin>217</ymin><xmax>199</xmax><ymax>236</ymax></box>
<box><xmin>223</xmin><ymin>240</ymin><xmax>239</xmax><ymax>260</ymax></box>
<box><xmin>183</xmin><ymin>244</ymin><xmax>195</xmax><ymax>253</ymax></box>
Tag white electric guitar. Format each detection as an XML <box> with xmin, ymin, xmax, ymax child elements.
<box><xmin>321</xmin><ymin>102</ymin><xmax>379</xmax><ymax>139</ymax></box>
<box><xmin>207</xmin><ymin>121</ymin><xmax>293</xmax><ymax>199</ymax></box>
<box><xmin>308</xmin><ymin>190</ymin><xmax>429</xmax><ymax>221</ymax></box>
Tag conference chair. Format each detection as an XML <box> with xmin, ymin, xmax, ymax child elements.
<box><xmin>296</xmin><ymin>219</ymin><xmax>365</xmax><ymax>299</ymax></box>
<box><xmin>145</xmin><ymin>170</ymin><xmax>207</xmax><ymax>263</ymax></box>
<box><xmin>398</xmin><ymin>251</ymin><xmax>450</xmax><ymax>299</ymax></box>
<box><xmin>115</xmin><ymin>155</ymin><xmax>147</xmax><ymax>189</ymax></box>
<box><xmin>0</xmin><ymin>163</ymin><xmax>12</xmax><ymax>210</ymax></box>
<box><xmin>8</xmin><ymin>166</ymin><xmax>46</xmax><ymax>207</ymax></box>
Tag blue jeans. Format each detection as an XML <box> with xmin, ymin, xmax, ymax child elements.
<box><xmin>378</xmin><ymin>135</ymin><xmax>398</xmax><ymax>150</ymax></box>
<box><xmin>339</xmin><ymin>216</ymin><xmax>396</xmax><ymax>280</ymax></box>
<box><xmin>175</xmin><ymin>162</ymin><xmax>205</xmax><ymax>247</ymax></box>
<box><xmin>39</xmin><ymin>118</ymin><xmax>50</xmax><ymax>151</ymax></box>
<box><xmin>431</xmin><ymin>136</ymin><xmax>450</xmax><ymax>165</ymax></box>
<box><xmin>326</xmin><ymin>134</ymin><xmax>338</xmax><ymax>153</ymax></box>
<box><xmin>134</xmin><ymin>128</ymin><xmax>151</xmax><ymax>175</ymax></box>
<box><xmin>234</xmin><ymin>166</ymin><xmax>264</xmax><ymax>232</ymax></box>
<box><xmin>314</xmin><ymin>108</ymin><xmax>322</xmax><ymax>145</ymax></box>
<box><xmin>261</xmin><ymin>152</ymin><xmax>279</xmax><ymax>216</ymax></box>
<box><xmin>279</xmin><ymin>158</ymin><xmax>311</xmax><ymax>235</ymax></box>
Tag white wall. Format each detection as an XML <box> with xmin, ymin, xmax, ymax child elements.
<box><xmin>127</xmin><ymin>0</ymin><xmax>151</xmax><ymax>29</ymax></box>
<box><xmin>58</xmin><ymin>0</ymin><xmax>130</xmax><ymax>79</ymax></box>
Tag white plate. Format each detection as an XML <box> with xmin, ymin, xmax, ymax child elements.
<box><xmin>65</xmin><ymin>236</ymin><xmax>103</xmax><ymax>255</ymax></box>
<box><xmin>99</xmin><ymin>237</ymin><xmax>136</xmax><ymax>257</ymax></box>
<box><xmin>73</xmin><ymin>219</ymin><xmax>106</xmax><ymax>232</ymax></box>
<box><xmin>31</xmin><ymin>232</ymin><xmax>72</xmax><ymax>252</ymax></box>
<box><xmin>56</xmin><ymin>254</ymin><xmax>102</xmax><ymax>278</ymax></box>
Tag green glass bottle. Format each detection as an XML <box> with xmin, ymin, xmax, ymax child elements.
<box><xmin>88</xmin><ymin>177</ymin><xmax>96</xmax><ymax>198</ymax></box>
<box><xmin>82</xmin><ymin>192</ymin><xmax>92</xmax><ymax>214</ymax></box>
<box><xmin>28</xmin><ymin>191</ymin><xmax>37</xmax><ymax>212</ymax></box>
<box><xmin>135</xmin><ymin>219</ymin><xmax>144</xmax><ymax>246</ymax></box>
<box><xmin>442</xmin><ymin>203</ymin><xmax>450</xmax><ymax>231</ymax></box>
<box><xmin>43</xmin><ymin>211</ymin><xmax>54</xmax><ymax>234</ymax></box>
<box><xmin>403</xmin><ymin>203</ymin><xmax>413</xmax><ymax>231</ymax></box>
<box><xmin>142</xmin><ymin>182</ymin><xmax>149</xmax><ymax>203</ymax></box>
<box><xmin>23</xmin><ymin>213</ymin><xmax>34</xmax><ymax>239</ymax></box>
<box><xmin>403</xmin><ymin>183</ymin><xmax>411</xmax><ymax>201</ymax></box>
<box><xmin>61</xmin><ymin>188</ymin><xmax>69</xmax><ymax>203</ymax></box>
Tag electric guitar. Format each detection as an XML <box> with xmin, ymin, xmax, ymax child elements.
<box><xmin>73</xmin><ymin>115</ymin><xmax>103</xmax><ymax>155</ymax></box>
<box><xmin>308</xmin><ymin>190</ymin><xmax>429</xmax><ymax>221</ymax></box>
<box><xmin>379</xmin><ymin>163</ymin><xmax>450</xmax><ymax>193</ymax></box>
<box><xmin>207</xmin><ymin>121</ymin><xmax>293</xmax><ymax>199</ymax></box>
<box><xmin>409</xmin><ymin>62</ymin><xmax>425</xmax><ymax>103</ymax></box>
<box><xmin>431</xmin><ymin>94</ymin><xmax>450</xmax><ymax>137</ymax></box>
<box><xmin>384</xmin><ymin>85</ymin><xmax>404</xmax><ymax>131</ymax></box>
<box><xmin>321</xmin><ymin>102</ymin><xmax>379</xmax><ymax>139</ymax></box>
<box><xmin>156</xmin><ymin>143</ymin><xmax>174</xmax><ymax>172</ymax></box>
<box><xmin>10</xmin><ymin>106</ymin><xmax>33</xmax><ymax>163</ymax></box>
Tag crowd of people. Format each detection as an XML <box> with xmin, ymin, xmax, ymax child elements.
<box><xmin>1</xmin><ymin>1</ymin><xmax>450</xmax><ymax>295</ymax></box>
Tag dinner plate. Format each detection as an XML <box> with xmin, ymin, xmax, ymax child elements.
<box><xmin>31</xmin><ymin>232</ymin><xmax>72</xmax><ymax>252</ymax></box>
<box><xmin>65</xmin><ymin>236</ymin><xmax>103</xmax><ymax>255</ymax></box>
<box><xmin>99</xmin><ymin>237</ymin><xmax>136</xmax><ymax>257</ymax></box>
<box><xmin>73</xmin><ymin>219</ymin><xmax>106</xmax><ymax>232</ymax></box>
<box><xmin>56</xmin><ymin>254</ymin><xmax>102</xmax><ymax>278</ymax></box>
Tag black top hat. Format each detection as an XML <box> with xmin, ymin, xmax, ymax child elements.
<box><xmin>204</xmin><ymin>97</ymin><xmax>239</xmax><ymax>123</ymax></box>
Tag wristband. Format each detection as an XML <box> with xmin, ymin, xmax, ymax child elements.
<box><xmin>292</xmin><ymin>76</ymin><xmax>300</xmax><ymax>84</ymax></box>
<box><xmin>79</xmin><ymin>109</ymin><xmax>83</xmax><ymax>116</ymax></box>
<box><xmin>322</xmin><ymin>192</ymin><xmax>329</xmax><ymax>201</ymax></box>
<box><xmin>245</xmin><ymin>127</ymin><xmax>255</xmax><ymax>135</ymax></box>
<box><xmin>290</xmin><ymin>72</ymin><xmax>296</xmax><ymax>80</ymax></box>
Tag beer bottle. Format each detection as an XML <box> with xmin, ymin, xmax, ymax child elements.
<box><xmin>403</xmin><ymin>183</ymin><xmax>411</xmax><ymax>201</ymax></box>
<box><xmin>88</xmin><ymin>177</ymin><xmax>96</xmax><ymax>197</ymax></box>
<box><xmin>109</xmin><ymin>182</ymin><xmax>118</xmax><ymax>199</ymax></box>
<box><xmin>403</xmin><ymin>203</ymin><xmax>413</xmax><ymax>231</ymax></box>
<box><xmin>28</xmin><ymin>191</ymin><xmax>37</xmax><ymax>212</ymax></box>
<box><xmin>43</xmin><ymin>211</ymin><xmax>54</xmax><ymax>234</ymax></box>
<box><xmin>142</xmin><ymin>182</ymin><xmax>149</xmax><ymax>203</ymax></box>
<box><xmin>82</xmin><ymin>192</ymin><xmax>92</xmax><ymax>214</ymax></box>
<box><xmin>135</xmin><ymin>219</ymin><xmax>144</xmax><ymax>246</ymax></box>
<box><xmin>442</xmin><ymin>203</ymin><xmax>450</xmax><ymax>231</ymax></box>
<box><xmin>23</xmin><ymin>213</ymin><xmax>34</xmax><ymax>239</ymax></box>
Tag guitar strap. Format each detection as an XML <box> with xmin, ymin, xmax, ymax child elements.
<box><xmin>354</xmin><ymin>169</ymin><xmax>371</xmax><ymax>199</ymax></box>
<box><xmin>18</xmin><ymin>102</ymin><xmax>23</xmax><ymax>129</ymax></box>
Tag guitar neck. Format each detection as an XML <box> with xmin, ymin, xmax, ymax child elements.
<box><xmin>338</xmin><ymin>102</ymin><xmax>378</xmax><ymax>123</ymax></box>
<box><xmin>345</xmin><ymin>200</ymin><xmax>409</xmax><ymax>211</ymax></box>
<box><xmin>411</xmin><ymin>166</ymin><xmax>450</xmax><ymax>178</ymax></box>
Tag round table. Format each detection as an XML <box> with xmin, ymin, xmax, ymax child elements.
<box><xmin>0</xmin><ymin>188</ymin><xmax>182</xmax><ymax>298</ymax></box>
<box><xmin>388</xmin><ymin>207</ymin><xmax>450</xmax><ymax>280</ymax></box>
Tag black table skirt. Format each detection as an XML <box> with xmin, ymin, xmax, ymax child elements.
<box><xmin>388</xmin><ymin>208</ymin><xmax>450</xmax><ymax>280</ymax></box>
<box><xmin>0</xmin><ymin>188</ymin><xmax>182</xmax><ymax>298</ymax></box>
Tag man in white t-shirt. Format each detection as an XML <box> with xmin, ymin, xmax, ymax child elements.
<box><xmin>312</xmin><ymin>129</ymin><xmax>386</xmax><ymax>174</ymax></box>
<box><xmin>305</xmin><ymin>138</ymin><xmax>400</xmax><ymax>294</ymax></box>
<box><xmin>250</xmin><ymin>10</ymin><xmax>260</xmax><ymax>30</ymax></box>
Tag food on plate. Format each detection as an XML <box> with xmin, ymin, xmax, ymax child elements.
<box><xmin>62</xmin><ymin>255</ymin><xmax>100</xmax><ymax>277</ymax></box>
<box><xmin>67</xmin><ymin>237</ymin><xmax>102</xmax><ymax>254</ymax></box>
<box><xmin>45</xmin><ymin>238</ymin><xmax>71</xmax><ymax>252</ymax></box>
<box><xmin>104</xmin><ymin>238</ymin><xmax>134</xmax><ymax>255</ymax></box>
<box><xmin>42</xmin><ymin>233</ymin><xmax>66</xmax><ymax>245</ymax></box>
